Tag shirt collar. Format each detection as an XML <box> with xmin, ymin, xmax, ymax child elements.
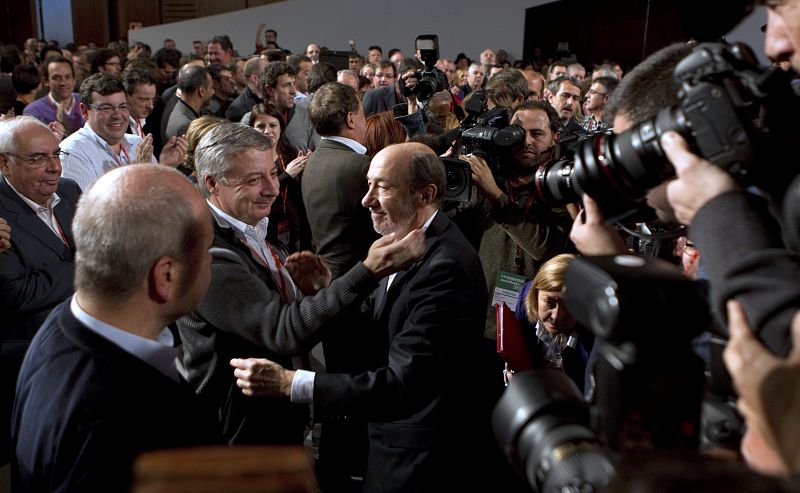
<box><xmin>48</xmin><ymin>92</ymin><xmax>74</xmax><ymax>113</ymax></box>
<box><xmin>5</xmin><ymin>178</ymin><xmax>60</xmax><ymax>212</ymax></box>
<box><xmin>70</xmin><ymin>296</ymin><xmax>180</xmax><ymax>382</ymax></box>
<box><xmin>322</xmin><ymin>135</ymin><xmax>368</xmax><ymax>155</ymax></box>
<box><xmin>207</xmin><ymin>200</ymin><xmax>270</xmax><ymax>246</ymax></box>
<box><xmin>80</xmin><ymin>123</ymin><xmax>133</xmax><ymax>156</ymax></box>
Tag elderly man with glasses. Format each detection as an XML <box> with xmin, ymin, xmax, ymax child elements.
<box><xmin>60</xmin><ymin>73</ymin><xmax>186</xmax><ymax>191</ymax></box>
<box><xmin>0</xmin><ymin>115</ymin><xmax>82</xmax><ymax>465</ymax></box>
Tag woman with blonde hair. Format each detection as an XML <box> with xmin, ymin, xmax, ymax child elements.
<box><xmin>506</xmin><ymin>253</ymin><xmax>594</xmax><ymax>392</ymax></box>
<box><xmin>181</xmin><ymin>115</ymin><xmax>226</xmax><ymax>180</ymax></box>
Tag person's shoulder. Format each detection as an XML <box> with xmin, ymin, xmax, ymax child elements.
<box><xmin>60</xmin><ymin>126</ymin><xmax>91</xmax><ymax>148</ymax></box>
<box><xmin>57</xmin><ymin>177</ymin><xmax>83</xmax><ymax>198</ymax></box>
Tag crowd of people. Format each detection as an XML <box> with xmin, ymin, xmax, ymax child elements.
<box><xmin>1</xmin><ymin>3</ymin><xmax>800</xmax><ymax>491</ymax></box>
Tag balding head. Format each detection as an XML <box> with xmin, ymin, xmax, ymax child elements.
<box><xmin>363</xmin><ymin>143</ymin><xmax>444</xmax><ymax>236</ymax></box>
<box><xmin>74</xmin><ymin>165</ymin><xmax>211</xmax><ymax>309</ymax></box>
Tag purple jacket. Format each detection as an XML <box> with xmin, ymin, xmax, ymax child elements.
<box><xmin>22</xmin><ymin>93</ymin><xmax>85</xmax><ymax>134</ymax></box>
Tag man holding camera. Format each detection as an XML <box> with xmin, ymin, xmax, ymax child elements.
<box><xmin>362</xmin><ymin>58</ymin><xmax>423</xmax><ymax>117</ymax></box>
<box><xmin>451</xmin><ymin>100</ymin><xmax>574</xmax><ymax>342</ymax></box>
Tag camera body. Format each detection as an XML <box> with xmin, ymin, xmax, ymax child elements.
<box><xmin>400</xmin><ymin>35</ymin><xmax>449</xmax><ymax>104</ymax></box>
<box><xmin>531</xmin><ymin>42</ymin><xmax>800</xmax><ymax>221</ymax></box>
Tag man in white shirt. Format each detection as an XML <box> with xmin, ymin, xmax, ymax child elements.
<box><xmin>60</xmin><ymin>73</ymin><xmax>187</xmax><ymax>191</ymax></box>
<box><xmin>12</xmin><ymin>164</ymin><xmax>222</xmax><ymax>491</ymax></box>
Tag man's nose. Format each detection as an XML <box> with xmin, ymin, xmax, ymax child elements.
<box><xmin>765</xmin><ymin>9</ymin><xmax>794</xmax><ymax>64</ymax></box>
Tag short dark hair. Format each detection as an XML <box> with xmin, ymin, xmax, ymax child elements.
<box><xmin>122</xmin><ymin>68</ymin><xmax>157</xmax><ymax>96</ymax></box>
<box><xmin>0</xmin><ymin>45</ymin><xmax>23</xmax><ymax>74</ymax></box>
<box><xmin>260</xmin><ymin>61</ymin><xmax>296</xmax><ymax>91</ymax></box>
<box><xmin>12</xmin><ymin>64</ymin><xmax>41</xmax><ymax>94</ymax></box>
<box><xmin>178</xmin><ymin>65</ymin><xmax>210</xmax><ymax>93</ymax></box>
<box><xmin>387</xmin><ymin>49</ymin><xmax>402</xmax><ymax>58</ymax></box>
<box><xmin>308</xmin><ymin>82</ymin><xmax>360</xmax><ymax>136</ymax></box>
<box><xmin>398</xmin><ymin>57</ymin><xmax>423</xmax><ymax>74</ymax></box>
<box><xmin>206</xmin><ymin>63</ymin><xmax>231</xmax><ymax>83</ymax></box>
<box><xmin>486</xmin><ymin>69</ymin><xmax>529</xmax><ymax>109</ymax></box>
<box><xmin>38</xmin><ymin>45</ymin><xmax>61</xmax><ymax>64</ymax></box>
<box><xmin>307</xmin><ymin>62</ymin><xmax>337</xmax><ymax>94</ymax></box>
<box><xmin>511</xmin><ymin>99</ymin><xmax>561</xmax><ymax>135</ymax></box>
<box><xmin>79</xmin><ymin>72</ymin><xmax>125</xmax><ymax>105</ymax></box>
<box><xmin>376</xmin><ymin>60</ymin><xmax>396</xmax><ymax>75</ymax></box>
<box><xmin>43</xmin><ymin>55</ymin><xmax>74</xmax><ymax>78</ymax></box>
<box><xmin>266</xmin><ymin>29</ymin><xmax>277</xmax><ymax>38</ymax></box>
<box><xmin>90</xmin><ymin>48</ymin><xmax>118</xmax><ymax>74</ymax></box>
<box><xmin>154</xmin><ymin>47</ymin><xmax>181</xmax><ymax>69</ymax></box>
<box><xmin>349</xmin><ymin>53</ymin><xmax>364</xmax><ymax>63</ymax></box>
<box><xmin>548</xmin><ymin>60</ymin><xmax>569</xmax><ymax>74</ymax></box>
<box><xmin>604</xmin><ymin>42</ymin><xmax>691</xmax><ymax>125</ymax></box>
<box><xmin>287</xmin><ymin>54</ymin><xmax>312</xmax><ymax>71</ymax></box>
<box><xmin>546</xmin><ymin>75</ymin><xmax>580</xmax><ymax>97</ymax></box>
<box><xmin>368</xmin><ymin>45</ymin><xmax>382</xmax><ymax>54</ymax></box>
<box><xmin>209</xmin><ymin>34</ymin><xmax>233</xmax><ymax>53</ymax></box>
<box><xmin>592</xmin><ymin>76</ymin><xmax>619</xmax><ymax>97</ymax></box>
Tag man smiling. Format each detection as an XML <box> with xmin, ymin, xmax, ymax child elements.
<box><xmin>60</xmin><ymin>73</ymin><xmax>186</xmax><ymax>191</ymax></box>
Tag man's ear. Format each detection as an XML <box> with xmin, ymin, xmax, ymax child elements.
<box><xmin>79</xmin><ymin>102</ymin><xmax>89</xmax><ymax>120</ymax></box>
<box><xmin>263</xmin><ymin>85</ymin><xmax>273</xmax><ymax>100</ymax></box>
<box><xmin>553</xmin><ymin>130</ymin><xmax>561</xmax><ymax>144</ymax></box>
<box><xmin>418</xmin><ymin>184</ymin><xmax>437</xmax><ymax>205</ymax></box>
<box><xmin>204</xmin><ymin>174</ymin><xmax>219</xmax><ymax>196</ymax></box>
<box><xmin>149</xmin><ymin>256</ymin><xmax>175</xmax><ymax>303</ymax></box>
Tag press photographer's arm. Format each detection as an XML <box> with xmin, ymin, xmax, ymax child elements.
<box><xmin>661</xmin><ymin>129</ymin><xmax>800</xmax><ymax>357</ymax></box>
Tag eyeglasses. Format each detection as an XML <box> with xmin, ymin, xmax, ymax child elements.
<box><xmin>375</xmin><ymin>72</ymin><xmax>395</xmax><ymax>79</ymax></box>
<box><xmin>86</xmin><ymin>102</ymin><xmax>132</xmax><ymax>114</ymax></box>
<box><xmin>587</xmin><ymin>89</ymin><xmax>607</xmax><ymax>96</ymax></box>
<box><xmin>105</xmin><ymin>61</ymin><xmax>122</xmax><ymax>67</ymax></box>
<box><xmin>4</xmin><ymin>150</ymin><xmax>70</xmax><ymax>168</ymax></box>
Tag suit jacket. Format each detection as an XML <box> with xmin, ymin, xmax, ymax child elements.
<box><xmin>225</xmin><ymin>86</ymin><xmax>262</xmax><ymax>123</ymax></box>
<box><xmin>176</xmin><ymin>216</ymin><xmax>380</xmax><ymax>444</ymax></box>
<box><xmin>313</xmin><ymin>212</ymin><xmax>501</xmax><ymax>493</ymax></box>
<box><xmin>301</xmin><ymin>139</ymin><xmax>378</xmax><ymax>280</ymax></box>
<box><xmin>165</xmin><ymin>98</ymin><xmax>197</xmax><ymax>140</ymax></box>
<box><xmin>362</xmin><ymin>85</ymin><xmax>400</xmax><ymax>117</ymax></box>
<box><xmin>0</xmin><ymin>176</ymin><xmax>80</xmax><ymax>463</ymax></box>
<box><xmin>12</xmin><ymin>299</ymin><xmax>221</xmax><ymax>492</ymax></box>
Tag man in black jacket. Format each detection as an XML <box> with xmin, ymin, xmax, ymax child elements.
<box><xmin>12</xmin><ymin>165</ymin><xmax>222</xmax><ymax>492</ymax></box>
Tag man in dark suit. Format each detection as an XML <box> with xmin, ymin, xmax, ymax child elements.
<box><xmin>12</xmin><ymin>165</ymin><xmax>221</xmax><ymax>492</ymax></box>
<box><xmin>232</xmin><ymin>143</ymin><xmax>501</xmax><ymax>492</ymax></box>
<box><xmin>176</xmin><ymin>122</ymin><xmax>423</xmax><ymax>448</ymax></box>
<box><xmin>302</xmin><ymin>81</ymin><xmax>380</xmax><ymax>491</ymax></box>
<box><xmin>0</xmin><ymin>116</ymin><xmax>81</xmax><ymax>465</ymax></box>
<box><xmin>362</xmin><ymin>58</ymin><xmax>423</xmax><ymax>116</ymax></box>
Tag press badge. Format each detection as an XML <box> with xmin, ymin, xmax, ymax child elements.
<box><xmin>491</xmin><ymin>271</ymin><xmax>527</xmax><ymax>312</ymax></box>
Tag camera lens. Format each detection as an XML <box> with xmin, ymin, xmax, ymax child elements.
<box><xmin>533</xmin><ymin>159</ymin><xmax>582</xmax><ymax>205</ymax></box>
<box><xmin>416</xmin><ymin>76</ymin><xmax>437</xmax><ymax>102</ymax></box>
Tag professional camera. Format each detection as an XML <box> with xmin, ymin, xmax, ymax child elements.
<box><xmin>493</xmin><ymin>256</ymin><xmax>709</xmax><ymax>492</ymax></box>
<box><xmin>530</xmin><ymin>41</ymin><xmax>800</xmax><ymax>221</ymax></box>
<box><xmin>399</xmin><ymin>35</ymin><xmax>449</xmax><ymax>104</ymax></box>
<box><xmin>441</xmin><ymin>93</ymin><xmax>526</xmax><ymax>202</ymax></box>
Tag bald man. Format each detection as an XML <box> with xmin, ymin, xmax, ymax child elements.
<box><xmin>13</xmin><ymin>165</ymin><xmax>220</xmax><ymax>491</ymax></box>
<box><xmin>232</xmin><ymin>143</ymin><xmax>501</xmax><ymax>493</ymax></box>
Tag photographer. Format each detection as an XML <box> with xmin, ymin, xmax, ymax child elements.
<box><xmin>450</xmin><ymin>100</ymin><xmax>574</xmax><ymax>342</ymax></box>
<box><xmin>362</xmin><ymin>58</ymin><xmax>423</xmax><ymax>116</ymax></box>
<box><xmin>657</xmin><ymin>4</ymin><xmax>800</xmax><ymax>358</ymax></box>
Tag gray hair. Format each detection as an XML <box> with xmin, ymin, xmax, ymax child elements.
<box><xmin>468</xmin><ymin>62</ymin><xmax>483</xmax><ymax>75</ymax></box>
<box><xmin>73</xmin><ymin>166</ymin><xmax>199</xmax><ymax>302</ymax></box>
<box><xmin>195</xmin><ymin>122</ymin><xmax>272</xmax><ymax>197</ymax></box>
<box><xmin>0</xmin><ymin>116</ymin><xmax>51</xmax><ymax>154</ymax></box>
<box><xmin>337</xmin><ymin>69</ymin><xmax>358</xmax><ymax>80</ymax></box>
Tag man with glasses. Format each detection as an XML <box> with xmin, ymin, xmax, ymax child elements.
<box><xmin>0</xmin><ymin>115</ymin><xmax>81</xmax><ymax>465</ymax></box>
<box><xmin>362</xmin><ymin>58</ymin><xmax>422</xmax><ymax>117</ymax></box>
<box><xmin>60</xmin><ymin>73</ymin><xmax>186</xmax><ymax>190</ymax></box>
<box><xmin>581</xmin><ymin>76</ymin><xmax>618</xmax><ymax>132</ymax></box>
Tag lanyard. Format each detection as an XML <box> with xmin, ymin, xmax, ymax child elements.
<box><xmin>110</xmin><ymin>144</ymin><xmax>131</xmax><ymax>166</ymax></box>
<box><xmin>239</xmin><ymin>235</ymin><xmax>291</xmax><ymax>302</ymax></box>
<box><xmin>506</xmin><ymin>183</ymin><xmax>535</xmax><ymax>275</ymax></box>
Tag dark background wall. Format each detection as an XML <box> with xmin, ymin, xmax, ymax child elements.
<box><xmin>523</xmin><ymin>0</ymin><xmax>756</xmax><ymax>71</ymax></box>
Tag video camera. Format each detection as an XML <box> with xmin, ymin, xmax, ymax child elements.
<box><xmin>493</xmin><ymin>255</ymin><xmax>710</xmax><ymax>492</ymax></box>
<box><xmin>529</xmin><ymin>41</ymin><xmax>800</xmax><ymax>222</ymax></box>
<box><xmin>442</xmin><ymin>90</ymin><xmax>527</xmax><ymax>202</ymax></box>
